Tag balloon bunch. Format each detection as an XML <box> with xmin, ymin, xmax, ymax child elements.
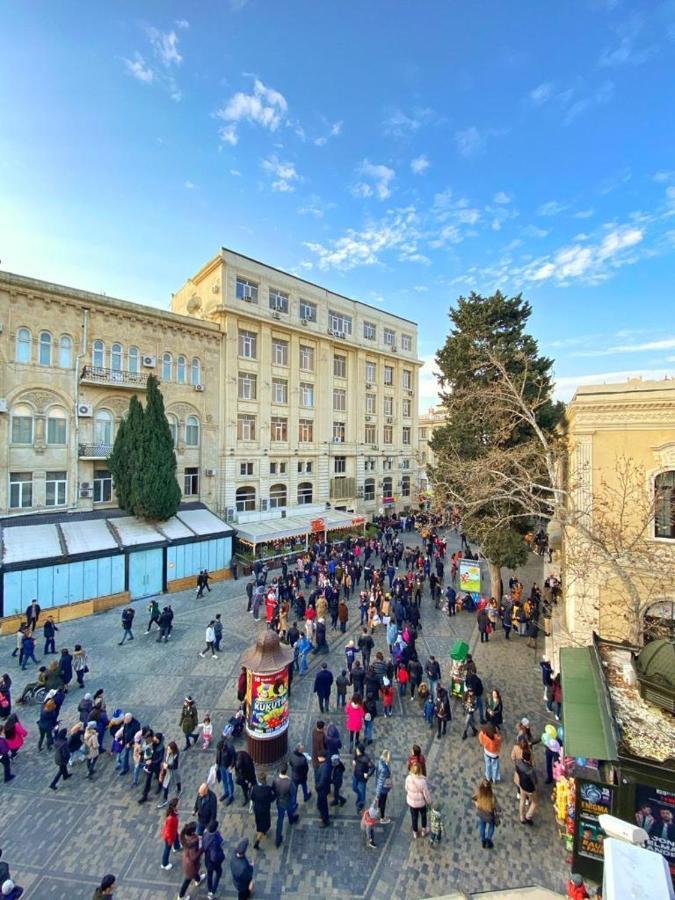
<box><xmin>541</xmin><ymin>722</ymin><xmax>562</xmax><ymax>755</ymax></box>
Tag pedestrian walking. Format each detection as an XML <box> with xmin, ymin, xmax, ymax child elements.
<box><xmin>177</xmin><ymin>822</ymin><xmax>205</xmax><ymax>898</ymax></box>
<box><xmin>462</xmin><ymin>688</ymin><xmax>479</xmax><ymax>739</ymax></box>
<box><xmin>157</xmin><ymin>741</ymin><xmax>182</xmax><ymax>807</ymax></box>
<box><xmin>330</xmin><ymin>751</ymin><xmax>346</xmax><ymax>807</ymax></box>
<box><xmin>405</xmin><ymin>762</ymin><xmax>432</xmax><ymax>839</ymax></box>
<box><xmin>375</xmin><ymin>749</ymin><xmax>393</xmax><ymax>823</ymax></box>
<box><xmin>345</xmin><ymin>695</ymin><xmax>365</xmax><ymax>751</ymax></box>
<box><xmin>118</xmin><ymin>608</ymin><xmax>135</xmax><ymax>645</ymax></box>
<box><xmin>58</xmin><ymin>648</ymin><xmax>73</xmax><ymax>691</ymax></box>
<box><xmin>20</xmin><ymin>632</ymin><xmax>39</xmax><ymax>670</ymax></box>
<box><xmin>234</xmin><ymin>748</ymin><xmax>256</xmax><ymax>804</ymax></box>
<box><xmin>160</xmin><ymin>798</ymin><xmax>181</xmax><ymax>870</ymax></box>
<box><xmin>516</xmin><ymin>747</ymin><xmax>538</xmax><ymax>825</ymax></box>
<box><xmin>199</xmin><ymin>621</ymin><xmax>218</xmax><ymax>659</ymax></box>
<box><xmin>250</xmin><ymin>771</ymin><xmax>276</xmax><ymax>849</ymax></box>
<box><xmin>198</xmin><ymin>713</ymin><xmax>213</xmax><ymax>750</ymax></box>
<box><xmin>49</xmin><ymin>728</ymin><xmax>72</xmax><ymax>790</ymax></box>
<box><xmin>202</xmin><ymin>819</ymin><xmax>225</xmax><ymax>899</ymax></box>
<box><xmin>0</xmin><ymin>724</ymin><xmax>15</xmax><ymax>784</ymax></box>
<box><xmin>145</xmin><ymin>599</ymin><xmax>160</xmax><ymax>634</ymax></box>
<box><xmin>288</xmin><ymin>743</ymin><xmax>312</xmax><ymax>803</ymax></box>
<box><xmin>313</xmin><ymin>663</ymin><xmax>333</xmax><ymax>713</ymax></box>
<box><xmin>473</xmin><ymin>778</ymin><xmax>499</xmax><ymax>849</ymax></box>
<box><xmin>213</xmin><ymin>615</ymin><xmax>223</xmax><ymax>652</ymax></box>
<box><xmin>361</xmin><ymin>803</ymin><xmax>380</xmax><ymax>849</ymax></box>
<box><xmin>138</xmin><ymin>732</ymin><xmax>165</xmax><ymax>804</ymax></box>
<box><xmin>180</xmin><ymin>697</ymin><xmax>199</xmax><ymax>750</ymax></box>
<box><xmin>435</xmin><ymin>685</ymin><xmax>451</xmax><ymax>738</ymax></box>
<box><xmin>315</xmin><ymin>752</ymin><xmax>332</xmax><ymax>827</ymax></box>
<box><xmin>92</xmin><ymin>874</ymin><xmax>116</xmax><ymax>899</ymax></box>
<box><xmin>37</xmin><ymin>698</ymin><xmax>57</xmax><ymax>751</ymax></box>
<box><xmin>479</xmin><ymin>723</ymin><xmax>502</xmax><ymax>783</ymax></box>
<box><xmin>216</xmin><ymin>735</ymin><xmax>236</xmax><ymax>804</ymax></box>
<box><xmin>25</xmin><ymin>599</ymin><xmax>40</xmax><ymax>632</ymax></box>
<box><xmin>230</xmin><ymin>838</ymin><xmax>254</xmax><ymax>900</ymax></box>
<box><xmin>352</xmin><ymin>742</ymin><xmax>373</xmax><ymax>813</ymax></box>
<box><xmin>73</xmin><ymin>645</ymin><xmax>88</xmax><ymax>688</ymax></box>
<box><xmin>42</xmin><ymin>617</ymin><xmax>58</xmax><ymax>655</ymax></box>
<box><xmin>335</xmin><ymin>669</ymin><xmax>349</xmax><ymax>709</ymax></box>
<box><xmin>486</xmin><ymin>689</ymin><xmax>503</xmax><ymax>729</ymax></box>
<box><xmin>429</xmin><ymin>800</ymin><xmax>445</xmax><ymax>846</ymax></box>
<box><xmin>425</xmin><ymin>656</ymin><xmax>441</xmax><ymax>701</ymax></box>
<box><xmin>272</xmin><ymin>763</ymin><xmax>297</xmax><ymax>847</ymax></box>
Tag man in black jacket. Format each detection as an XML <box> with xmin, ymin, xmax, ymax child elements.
<box><xmin>358</xmin><ymin>629</ymin><xmax>374</xmax><ymax>669</ymax></box>
<box><xmin>313</xmin><ymin>663</ymin><xmax>334</xmax><ymax>713</ymax></box>
<box><xmin>49</xmin><ymin>728</ymin><xmax>71</xmax><ymax>790</ymax></box>
<box><xmin>288</xmin><ymin>743</ymin><xmax>312</xmax><ymax>803</ymax></box>
<box><xmin>465</xmin><ymin>671</ymin><xmax>486</xmax><ymax>724</ymax></box>
<box><xmin>138</xmin><ymin>732</ymin><xmax>164</xmax><ymax>803</ymax></box>
<box><xmin>193</xmin><ymin>782</ymin><xmax>218</xmax><ymax>835</ymax></box>
<box><xmin>119</xmin><ymin>608</ymin><xmax>135</xmax><ymax>646</ymax></box>
<box><xmin>230</xmin><ymin>838</ymin><xmax>254</xmax><ymax>899</ymax></box>
<box><xmin>216</xmin><ymin>736</ymin><xmax>236</xmax><ymax>804</ymax></box>
<box><xmin>314</xmin><ymin>752</ymin><xmax>332</xmax><ymax>827</ymax></box>
<box><xmin>26</xmin><ymin>599</ymin><xmax>41</xmax><ymax>631</ymax></box>
<box><xmin>117</xmin><ymin>712</ymin><xmax>140</xmax><ymax>775</ymax></box>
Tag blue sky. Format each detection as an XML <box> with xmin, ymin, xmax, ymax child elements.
<box><xmin>1</xmin><ymin>0</ymin><xmax>675</xmax><ymax>408</ymax></box>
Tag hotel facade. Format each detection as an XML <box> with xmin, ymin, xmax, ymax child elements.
<box><xmin>0</xmin><ymin>247</ymin><xmax>422</xmax><ymax>525</ymax></box>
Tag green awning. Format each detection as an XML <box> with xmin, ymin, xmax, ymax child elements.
<box><xmin>560</xmin><ymin>647</ymin><xmax>618</xmax><ymax>761</ymax></box>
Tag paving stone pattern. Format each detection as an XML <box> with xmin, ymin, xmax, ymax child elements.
<box><xmin>0</xmin><ymin>532</ymin><xmax>568</xmax><ymax>899</ymax></box>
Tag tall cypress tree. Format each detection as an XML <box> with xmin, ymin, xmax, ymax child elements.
<box><xmin>108</xmin><ymin>395</ymin><xmax>145</xmax><ymax>514</ymax></box>
<box><xmin>133</xmin><ymin>375</ymin><xmax>181</xmax><ymax>520</ymax></box>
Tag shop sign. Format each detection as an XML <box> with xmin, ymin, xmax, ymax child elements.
<box><xmin>246</xmin><ymin>668</ymin><xmax>289</xmax><ymax>737</ymax></box>
<box><xmin>310</xmin><ymin>518</ymin><xmax>325</xmax><ymax>533</ymax></box>
<box><xmin>634</xmin><ymin>784</ymin><xmax>675</xmax><ymax>880</ymax></box>
<box><xmin>459</xmin><ymin>559</ymin><xmax>481</xmax><ymax>595</ymax></box>
<box><xmin>383</xmin><ymin>496</ymin><xmax>396</xmax><ymax>505</ymax></box>
<box><xmin>576</xmin><ymin>780</ymin><xmax>613</xmax><ymax>862</ymax></box>
<box><xmin>351</xmin><ymin>516</ymin><xmax>366</xmax><ymax>526</ymax></box>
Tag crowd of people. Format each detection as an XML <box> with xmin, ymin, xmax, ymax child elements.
<box><xmin>0</xmin><ymin>511</ymin><xmax>564</xmax><ymax>898</ymax></box>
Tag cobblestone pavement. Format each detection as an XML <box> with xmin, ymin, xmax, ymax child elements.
<box><xmin>0</xmin><ymin>532</ymin><xmax>568</xmax><ymax>899</ymax></box>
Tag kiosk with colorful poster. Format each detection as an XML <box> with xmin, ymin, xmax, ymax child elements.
<box><xmin>240</xmin><ymin>629</ymin><xmax>294</xmax><ymax>764</ymax></box>
<box><xmin>634</xmin><ymin>785</ymin><xmax>675</xmax><ymax>881</ymax></box>
<box><xmin>575</xmin><ymin>780</ymin><xmax>614</xmax><ymax>863</ymax></box>
<box><xmin>247</xmin><ymin>669</ymin><xmax>289</xmax><ymax>737</ymax></box>
<box><xmin>459</xmin><ymin>559</ymin><xmax>481</xmax><ymax>603</ymax></box>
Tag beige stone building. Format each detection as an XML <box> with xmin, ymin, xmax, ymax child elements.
<box><xmin>417</xmin><ymin>406</ymin><xmax>446</xmax><ymax>497</ymax></box>
<box><xmin>172</xmin><ymin>248</ymin><xmax>422</xmax><ymax>519</ymax></box>
<box><xmin>0</xmin><ymin>248</ymin><xmax>421</xmax><ymax>523</ymax></box>
<box><xmin>561</xmin><ymin>378</ymin><xmax>675</xmax><ymax>649</ymax></box>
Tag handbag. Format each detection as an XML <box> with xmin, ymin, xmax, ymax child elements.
<box><xmin>207</xmin><ymin>763</ymin><xmax>218</xmax><ymax>788</ymax></box>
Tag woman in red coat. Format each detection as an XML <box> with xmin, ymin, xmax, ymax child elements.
<box><xmin>160</xmin><ymin>798</ymin><xmax>180</xmax><ymax>870</ymax></box>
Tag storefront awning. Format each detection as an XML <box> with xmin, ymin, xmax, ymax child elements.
<box><xmin>560</xmin><ymin>647</ymin><xmax>618</xmax><ymax>761</ymax></box>
<box><xmin>235</xmin><ymin>509</ymin><xmax>363</xmax><ymax>546</ymax></box>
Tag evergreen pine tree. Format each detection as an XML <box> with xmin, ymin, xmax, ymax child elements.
<box><xmin>108</xmin><ymin>395</ymin><xmax>145</xmax><ymax>514</ymax></box>
<box><xmin>133</xmin><ymin>375</ymin><xmax>181</xmax><ymax>520</ymax></box>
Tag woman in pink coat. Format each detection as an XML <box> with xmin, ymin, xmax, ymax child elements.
<box><xmin>4</xmin><ymin>713</ymin><xmax>28</xmax><ymax>758</ymax></box>
<box><xmin>404</xmin><ymin>762</ymin><xmax>433</xmax><ymax>838</ymax></box>
<box><xmin>345</xmin><ymin>694</ymin><xmax>366</xmax><ymax>751</ymax></box>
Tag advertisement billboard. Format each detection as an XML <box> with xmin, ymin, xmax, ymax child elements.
<box><xmin>246</xmin><ymin>668</ymin><xmax>289</xmax><ymax>738</ymax></box>
<box><xmin>459</xmin><ymin>559</ymin><xmax>481</xmax><ymax>595</ymax></box>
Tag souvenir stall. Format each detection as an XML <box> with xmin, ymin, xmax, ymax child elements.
<box><xmin>449</xmin><ymin>639</ymin><xmax>470</xmax><ymax>698</ymax></box>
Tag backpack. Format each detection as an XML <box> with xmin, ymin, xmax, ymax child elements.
<box><xmin>207</xmin><ymin>834</ymin><xmax>225</xmax><ymax>865</ymax></box>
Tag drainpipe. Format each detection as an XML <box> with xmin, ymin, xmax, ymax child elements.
<box><xmin>72</xmin><ymin>307</ymin><xmax>89</xmax><ymax>509</ymax></box>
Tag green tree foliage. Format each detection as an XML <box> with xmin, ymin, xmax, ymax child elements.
<box><xmin>107</xmin><ymin>377</ymin><xmax>181</xmax><ymax>520</ymax></box>
<box><xmin>430</xmin><ymin>291</ymin><xmax>565</xmax><ymax>593</ymax></box>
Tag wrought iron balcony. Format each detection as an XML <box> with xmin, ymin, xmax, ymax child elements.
<box><xmin>80</xmin><ymin>366</ymin><xmax>149</xmax><ymax>388</ymax></box>
<box><xmin>79</xmin><ymin>443</ymin><xmax>112</xmax><ymax>459</ymax></box>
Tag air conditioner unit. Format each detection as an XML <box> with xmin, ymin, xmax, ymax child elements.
<box><xmin>78</xmin><ymin>403</ymin><xmax>93</xmax><ymax>417</ymax></box>
<box><xmin>406</xmin><ymin>389</ymin><xmax>414</xmax><ymax>395</ymax></box>
<box><xmin>365</xmin><ymin>415</ymin><xmax>372</xmax><ymax>421</ymax></box>
<box><xmin>205</xmin><ymin>468</ymin><xmax>216</xmax><ymax>477</ymax></box>
<box><xmin>79</xmin><ymin>488</ymin><xmax>93</xmax><ymax>498</ymax></box>
<box><xmin>371</xmin><ymin>444</ymin><xmax>378</xmax><ymax>450</ymax></box>
<box><xmin>243</xmin><ymin>296</ymin><xmax>254</xmax><ymax>303</ymax></box>
<box><xmin>386</xmin><ymin>416</ymin><xmax>393</xmax><ymax>424</ymax></box>
<box><xmin>337</xmin><ymin>332</ymin><xmax>346</xmax><ymax>340</ymax></box>
<box><xmin>80</xmin><ymin>481</ymin><xmax>91</xmax><ymax>490</ymax></box>
<box><xmin>242</xmin><ymin>285</ymin><xmax>253</xmax><ymax>299</ymax></box>
<box><xmin>271</xmin><ymin>311</ymin><xmax>281</xmax><ymax>320</ymax></box>
<box><xmin>365</xmin><ymin>382</ymin><xmax>373</xmax><ymax>389</ymax></box>
<box><xmin>142</xmin><ymin>355</ymin><xmax>156</xmax><ymax>368</ymax></box>
<box><xmin>333</xmin><ymin>437</ymin><xmax>343</xmax><ymax>443</ymax></box>
<box><xmin>194</xmin><ymin>384</ymin><xmax>205</xmax><ymax>392</ymax></box>
<box><xmin>391</xmin><ymin>345</ymin><xmax>397</xmax><ymax>353</ymax></box>
<box><xmin>0</xmin><ymin>398</ymin><xmax>7</xmax><ymax>414</ymax></box>
<box><xmin>301</xmin><ymin>318</ymin><xmax>309</xmax><ymax>326</ymax></box>
<box><xmin>225</xmin><ymin>507</ymin><xmax>236</xmax><ymax>522</ymax></box>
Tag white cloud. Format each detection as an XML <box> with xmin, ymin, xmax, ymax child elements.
<box><xmin>523</xmin><ymin>224</ymin><xmax>644</xmax><ymax>285</ymax></box>
<box><xmin>175</xmin><ymin>19</ymin><xmax>190</xmax><ymax>29</ymax></box>
<box><xmin>229</xmin><ymin>169</ymin><xmax>241</xmax><ymax>177</ymax></box>
<box><xmin>411</xmin><ymin>155</ymin><xmax>430</xmax><ymax>175</ymax></box>
<box><xmin>654</xmin><ymin>170</ymin><xmax>675</xmax><ymax>183</ymax></box>
<box><xmin>527</xmin><ymin>79</ymin><xmax>615</xmax><ymax>126</ymax></box>
<box><xmin>575</xmin><ymin>208</ymin><xmax>595</xmax><ymax>219</ymax></box>
<box><xmin>184</xmin><ymin>180</ymin><xmax>195</xmax><ymax>189</ymax></box>
<box><xmin>454</xmin><ymin>126</ymin><xmax>506</xmax><ymax>158</ymax></box>
<box><xmin>598</xmin><ymin>14</ymin><xmax>656</xmax><ymax>67</ymax></box>
<box><xmin>537</xmin><ymin>200</ymin><xmax>569</xmax><ymax>217</ymax></box>
<box><xmin>383</xmin><ymin>107</ymin><xmax>436</xmax><ymax>137</ymax></box>
<box><xmin>303</xmin><ymin>207</ymin><xmax>420</xmax><ymax>271</ymax></box>
<box><xmin>261</xmin><ymin>155</ymin><xmax>299</xmax><ymax>192</ymax></box>
<box><xmin>123</xmin><ymin>53</ymin><xmax>155</xmax><ymax>84</ymax></box>
<box><xmin>529</xmin><ymin>82</ymin><xmax>554</xmax><ymax>105</ymax></box>
<box><xmin>147</xmin><ymin>27</ymin><xmax>183</xmax><ymax>67</ymax></box>
<box><xmin>563</xmin><ymin>80</ymin><xmax>614</xmax><ymax>125</ymax></box>
<box><xmin>418</xmin><ymin>354</ymin><xmax>442</xmax><ymax>410</ymax></box>
<box><xmin>353</xmin><ymin>160</ymin><xmax>396</xmax><ymax>200</ymax></box>
<box><xmin>554</xmin><ymin>369</ymin><xmax>675</xmax><ymax>402</ymax></box>
<box><xmin>298</xmin><ymin>194</ymin><xmax>334</xmax><ymax>218</ymax></box>
<box><xmin>216</xmin><ymin>79</ymin><xmax>288</xmax><ymax>145</ymax></box>
<box><xmin>493</xmin><ymin>191</ymin><xmax>511</xmax><ymax>205</ymax></box>
<box><xmin>572</xmin><ymin>336</ymin><xmax>675</xmax><ymax>358</ymax></box>
<box><xmin>521</xmin><ymin>224</ymin><xmax>549</xmax><ymax>238</ymax></box>
<box><xmin>314</xmin><ymin>120</ymin><xmax>342</xmax><ymax>146</ymax></box>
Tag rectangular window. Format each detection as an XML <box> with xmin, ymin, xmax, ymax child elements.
<box><xmin>184</xmin><ymin>467</ymin><xmax>199</xmax><ymax>496</ymax></box>
<box><xmin>238</xmin><ymin>372</ymin><xmax>257</xmax><ymax>401</ymax></box>
<box><xmin>402</xmin><ymin>427</ymin><xmax>411</xmax><ymax>445</ymax></box>
<box><xmin>384</xmin><ymin>396</ymin><xmax>393</xmax><ymax>416</ymax></box>
<box><xmin>401</xmin><ymin>334</ymin><xmax>412</xmax><ymax>351</ymax></box>
<box><xmin>237</xmin><ymin>414</ymin><xmax>256</xmax><ymax>441</ymax></box>
<box><xmin>299</xmin><ymin>382</ymin><xmax>314</xmax><ymax>407</ymax></box>
<box><xmin>333</xmin><ymin>388</ymin><xmax>346</xmax><ymax>411</ymax></box>
<box><xmin>11</xmin><ymin>416</ymin><xmax>33</xmax><ymax>444</ymax></box>
<box><xmin>269</xmin><ymin>288</ymin><xmax>289</xmax><ymax>313</ymax></box>
<box><xmin>401</xmin><ymin>458</ymin><xmax>410</xmax><ymax>469</ymax></box>
<box><xmin>236</xmin><ymin>277</ymin><xmax>258</xmax><ymax>303</ymax></box>
<box><xmin>299</xmin><ymin>299</ymin><xmax>317</xmax><ymax>322</ymax></box>
<box><xmin>272</xmin><ymin>378</ymin><xmax>288</xmax><ymax>404</ymax></box>
<box><xmin>299</xmin><ymin>345</ymin><xmax>314</xmax><ymax>371</ymax></box>
<box><xmin>240</xmin><ymin>462</ymin><xmax>254</xmax><ymax>476</ymax></box>
<box><xmin>270</xmin><ymin>461</ymin><xmax>287</xmax><ymax>475</ymax></box>
<box><xmin>333</xmin><ymin>421</ymin><xmax>346</xmax><ymax>442</ymax></box>
<box><xmin>9</xmin><ymin>472</ymin><xmax>32</xmax><ymax>509</ymax></box>
<box><xmin>328</xmin><ymin>311</ymin><xmax>353</xmax><ymax>335</ymax></box>
<box><xmin>93</xmin><ymin>469</ymin><xmax>112</xmax><ymax>503</ymax></box>
<box><xmin>363</xmin><ymin>321</ymin><xmax>376</xmax><ymax>341</ymax></box>
<box><xmin>419</xmin><ymin>427</ymin><xmax>428</xmax><ymax>439</ymax></box>
<box><xmin>297</xmin><ymin>460</ymin><xmax>313</xmax><ymax>474</ymax></box>
<box><xmin>238</xmin><ymin>330</ymin><xmax>257</xmax><ymax>359</ymax></box>
<box><xmin>272</xmin><ymin>339</ymin><xmax>288</xmax><ymax>367</ymax></box>
<box><xmin>383</xmin><ymin>425</ymin><xmax>393</xmax><ymax>444</ymax></box>
<box><xmin>384</xmin><ymin>366</ymin><xmax>394</xmax><ymax>386</ymax></box>
<box><xmin>271</xmin><ymin>417</ymin><xmax>288</xmax><ymax>441</ymax></box>
<box><xmin>46</xmin><ymin>471</ymin><xmax>67</xmax><ymax>507</ymax></box>
<box><xmin>403</xmin><ymin>369</ymin><xmax>412</xmax><ymax>390</ymax></box>
<box><xmin>402</xmin><ymin>398</ymin><xmax>411</xmax><ymax>417</ymax></box>
<box><xmin>366</xmin><ymin>393</ymin><xmax>376</xmax><ymax>415</ymax></box>
<box><xmin>364</xmin><ymin>458</ymin><xmax>376</xmax><ymax>472</ymax></box>
<box><xmin>364</xmin><ymin>479</ymin><xmax>375</xmax><ymax>500</ymax></box>
<box><xmin>364</xmin><ymin>424</ymin><xmax>376</xmax><ymax>444</ymax></box>
<box><xmin>384</xmin><ymin>328</ymin><xmax>396</xmax><ymax>346</ymax></box>
<box><xmin>366</xmin><ymin>361</ymin><xmax>376</xmax><ymax>383</ymax></box>
<box><xmin>298</xmin><ymin>419</ymin><xmax>314</xmax><ymax>442</ymax></box>
<box><xmin>334</xmin><ymin>455</ymin><xmax>346</xmax><ymax>474</ymax></box>
<box><xmin>333</xmin><ymin>355</ymin><xmax>346</xmax><ymax>378</ymax></box>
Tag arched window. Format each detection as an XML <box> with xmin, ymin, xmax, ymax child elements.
<box><xmin>191</xmin><ymin>357</ymin><xmax>201</xmax><ymax>386</ymax></box>
<box><xmin>185</xmin><ymin>415</ymin><xmax>200</xmax><ymax>446</ymax></box>
<box><xmin>401</xmin><ymin>475</ymin><xmax>411</xmax><ymax>497</ymax></box>
<box><xmin>58</xmin><ymin>335</ymin><xmax>73</xmax><ymax>369</ymax></box>
<box><xmin>162</xmin><ymin>352</ymin><xmax>173</xmax><ymax>381</ymax></box>
<box><xmin>94</xmin><ymin>409</ymin><xmax>113</xmax><ymax>446</ymax></box>
<box><xmin>92</xmin><ymin>340</ymin><xmax>105</xmax><ymax>368</ymax></box>
<box><xmin>236</xmin><ymin>485</ymin><xmax>256</xmax><ymax>512</ymax></box>
<box><xmin>269</xmin><ymin>483</ymin><xmax>287</xmax><ymax>509</ymax></box>
<box><xmin>39</xmin><ymin>331</ymin><xmax>53</xmax><ymax>366</ymax></box>
<box><xmin>128</xmin><ymin>346</ymin><xmax>140</xmax><ymax>374</ymax></box>
<box><xmin>110</xmin><ymin>343</ymin><xmax>123</xmax><ymax>372</ymax></box>
<box><xmin>15</xmin><ymin>327</ymin><xmax>32</xmax><ymax>363</ymax></box>
<box><xmin>298</xmin><ymin>482</ymin><xmax>313</xmax><ymax>505</ymax></box>
<box><xmin>167</xmin><ymin>414</ymin><xmax>178</xmax><ymax>447</ymax></box>
<box><xmin>364</xmin><ymin>478</ymin><xmax>375</xmax><ymax>501</ymax></box>
<box><xmin>643</xmin><ymin>599</ymin><xmax>675</xmax><ymax>643</ymax></box>
<box><xmin>382</xmin><ymin>476</ymin><xmax>393</xmax><ymax>497</ymax></box>
<box><xmin>176</xmin><ymin>355</ymin><xmax>187</xmax><ymax>384</ymax></box>
<box><xmin>655</xmin><ymin>471</ymin><xmax>675</xmax><ymax>539</ymax></box>
<box><xmin>46</xmin><ymin>406</ymin><xmax>67</xmax><ymax>445</ymax></box>
<box><xmin>10</xmin><ymin>403</ymin><xmax>34</xmax><ymax>444</ymax></box>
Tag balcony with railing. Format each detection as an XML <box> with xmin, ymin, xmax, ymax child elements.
<box><xmin>80</xmin><ymin>366</ymin><xmax>149</xmax><ymax>389</ymax></box>
<box><xmin>79</xmin><ymin>443</ymin><xmax>112</xmax><ymax>459</ymax></box>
